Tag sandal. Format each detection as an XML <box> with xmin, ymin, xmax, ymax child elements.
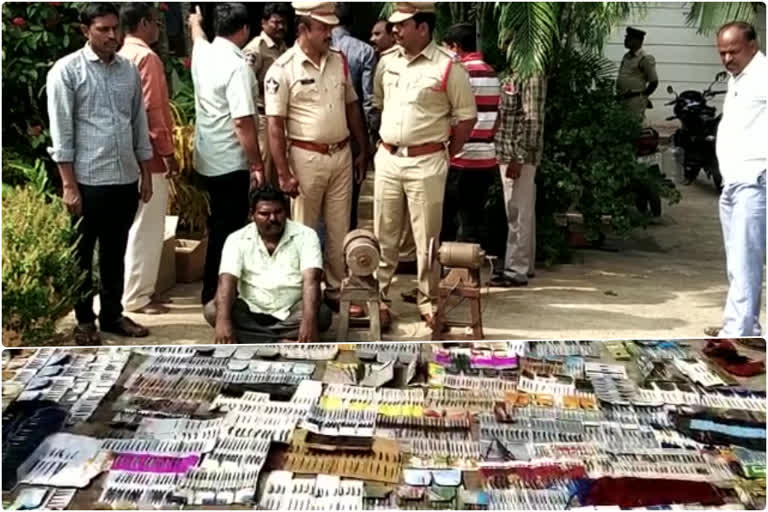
<box><xmin>703</xmin><ymin>326</ymin><xmax>722</xmax><ymax>337</ymax></box>
<box><xmin>73</xmin><ymin>323</ymin><xmax>101</xmax><ymax>346</ymax></box>
<box><xmin>100</xmin><ymin>317</ymin><xmax>149</xmax><ymax>338</ymax></box>
<box><xmin>150</xmin><ymin>293</ymin><xmax>173</xmax><ymax>305</ymax></box>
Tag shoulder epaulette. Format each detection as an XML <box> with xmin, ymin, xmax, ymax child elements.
<box><xmin>381</xmin><ymin>45</ymin><xmax>400</xmax><ymax>57</ymax></box>
<box><xmin>273</xmin><ymin>49</ymin><xmax>296</xmax><ymax>67</ymax></box>
<box><xmin>435</xmin><ymin>45</ymin><xmax>460</xmax><ymax>62</ymax></box>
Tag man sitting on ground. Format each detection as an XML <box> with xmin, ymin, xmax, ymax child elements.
<box><xmin>204</xmin><ymin>184</ymin><xmax>332</xmax><ymax>343</ymax></box>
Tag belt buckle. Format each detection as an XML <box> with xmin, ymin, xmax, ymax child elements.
<box><xmin>328</xmin><ymin>141</ymin><xmax>342</xmax><ymax>155</ymax></box>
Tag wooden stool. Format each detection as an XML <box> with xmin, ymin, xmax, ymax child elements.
<box><xmin>337</xmin><ymin>275</ymin><xmax>381</xmax><ymax>342</ymax></box>
<box><xmin>432</xmin><ymin>268</ymin><xmax>483</xmax><ymax>340</ymax></box>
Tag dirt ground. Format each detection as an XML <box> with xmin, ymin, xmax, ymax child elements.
<box><xmin>55</xmin><ymin>173</ymin><xmax>766</xmax><ymax>346</ymax></box>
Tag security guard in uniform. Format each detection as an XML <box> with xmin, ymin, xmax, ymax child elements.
<box><xmin>244</xmin><ymin>3</ymin><xmax>291</xmax><ymax>184</ymax></box>
<box><xmin>617</xmin><ymin>27</ymin><xmax>659</xmax><ymax>120</ymax></box>
<box><xmin>373</xmin><ymin>2</ymin><xmax>477</xmax><ymax>329</ymax></box>
<box><xmin>264</xmin><ymin>1</ymin><xmax>368</xmax><ymax>313</ymax></box>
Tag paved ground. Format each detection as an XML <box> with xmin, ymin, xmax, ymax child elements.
<box><xmin>55</xmin><ymin>173</ymin><xmax>765</xmax><ymax>345</ymax></box>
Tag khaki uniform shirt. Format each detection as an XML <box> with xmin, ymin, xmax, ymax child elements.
<box><xmin>617</xmin><ymin>49</ymin><xmax>658</xmax><ymax>117</ymax></box>
<box><xmin>264</xmin><ymin>46</ymin><xmax>358</xmax><ymax>144</ymax></box>
<box><xmin>374</xmin><ymin>41</ymin><xmax>476</xmax><ymax>146</ymax></box>
<box><xmin>243</xmin><ymin>31</ymin><xmax>287</xmax><ymax>110</ymax></box>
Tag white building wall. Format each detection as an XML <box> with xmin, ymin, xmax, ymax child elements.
<box><xmin>604</xmin><ymin>2</ymin><xmax>767</xmax><ymax>130</ymax></box>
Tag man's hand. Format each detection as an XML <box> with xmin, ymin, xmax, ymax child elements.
<box><xmin>505</xmin><ymin>160</ymin><xmax>523</xmax><ymax>180</ymax></box>
<box><xmin>250</xmin><ymin>162</ymin><xmax>265</xmax><ymax>191</ymax></box>
<box><xmin>354</xmin><ymin>151</ymin><xmax>368</xmax><ymax>184</ymax></box>
<box><xmin>188</xmin><ymin>5</ymin><xmax>203</xmax><ymax>28</ymax></box>
<box><xmin>214</xmin><ymin>317</ymin><xmax>235</xmax><ymax>344</ymax></box>
<box><xmin>297</xmin><ymin>319</ymin><xmax>318</xmax><ymax>343</ymax></box>
<box><xmin>162</xmin><ymin>155</ymin><xmax>179</xmax><ymax>178</ymax></box>
<box><xmin>140</xmin><ymin>173</ymin><xmax>153</xmax><ymax>203</ymax></box>
<box><xmin>62</xmin><ymin>183</ymin><xmax>82</xmax><ymax>216</ymax></box>
<box><xmin>279</xmin><ymin>173</ymin><xmax>300</xmax><ymax>198</ymax></box>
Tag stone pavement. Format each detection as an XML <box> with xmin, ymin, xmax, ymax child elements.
<box><xmin>57</xmin><ymin>173</ymin><xmax>765</xmax><ymax>345</ymax></box>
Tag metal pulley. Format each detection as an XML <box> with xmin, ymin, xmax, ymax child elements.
<box><xmin>437</xmin><ymin>241</ymin><xmax>485</xmax><ymax>269</ymax></box>
<box><xmin>342</xmin><ymin>229</ymin><xmax>380</xmax><ymax>277</ymax></box>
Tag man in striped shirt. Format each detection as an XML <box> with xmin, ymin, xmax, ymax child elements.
<box><xmin>440</xmin><ymin>23</ymin><xmax>501</xmax><ymax>244</ymax></box>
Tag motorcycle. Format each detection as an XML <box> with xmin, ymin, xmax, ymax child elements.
<box><xmin>665</xmin><ymin>71</ymin><xmax>728</xmax><ymax>192</ymax></box>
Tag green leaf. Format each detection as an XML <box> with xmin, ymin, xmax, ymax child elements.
<box><xmin>686</xmin><ymin>2</ymin><xmax>759</xmax><ymax>34</ymax></box>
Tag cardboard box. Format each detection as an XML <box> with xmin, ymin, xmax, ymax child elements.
<box><xmin>176</xmin><ymin>236</ymin><xmax>208</xmax><ymax>283</ymax></box>
<box><xmin>155</xmin><ymin>216</ymin><xmax>178</xmax><ymax>294</ymax></box>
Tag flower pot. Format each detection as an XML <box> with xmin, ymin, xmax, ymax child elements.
<box><xmin>566</xmin><ymin>229</ymin><xmax>590</xmax><ymax>249</ymax></box>
<box><xmin>175</xmin><ymin>237</ymin><xmax>208</xmax><ymax>283</ymax></box>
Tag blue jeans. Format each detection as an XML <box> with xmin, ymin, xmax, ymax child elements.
<box><xmin>719</xmin><ymin>171</ymin><xmax>766</xmax><ymax>336</ymax></box>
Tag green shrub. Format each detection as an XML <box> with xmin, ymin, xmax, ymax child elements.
<box><xmin>2</xmin><ymin>3</ymin><xmax>86</xmax><ymax>166</ymax></box>
<box><xmin>2</xmin><ymin>185</ymin><xmax>85</xmax><ymax>345</ymax></box>
<box><xmin>536</xmin><ymin>49</ymin><xmax>681</xmax><ymax>264</ymax></box>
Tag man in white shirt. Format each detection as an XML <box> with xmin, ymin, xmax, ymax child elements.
<box><xmin>188</xmin><ymin>4</ymin><xmax>265</xmax><ymax>307</ymax></box>
<box><xmin>204</xmin><ymin>184</ymin><xmax>332</xmax><ymax>343</ymax></box>
<box><xmin>713</xmin><ymin>22</ymin><xmax>766</xmax><ymax>336</ymax></box>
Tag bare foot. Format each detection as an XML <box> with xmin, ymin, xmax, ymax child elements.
<box><xmin>134</xmin><ymin>303</ymin><xmax>170</xmax><ymax>315</ymax></box>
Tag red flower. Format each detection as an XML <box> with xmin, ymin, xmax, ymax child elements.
<box><xmin>12</xmin><ymin>17</ymin><xmax>26</xmax><ymax>27</ymax></box>
<box><xmin>158</xmin><ymin>2</ymin><xmax>169</xmax><ymax>11</ymax></box>
<box><xmin>27</xmin><ymin>125</ymin><xmax>43</xmax><ymax>137</ymax></box>
<box><xmin>182</xmin><ymin>57</ymin><xmax>191</xmax><ymax>69</ymax></box>
<box><xmin>49</xmin><ymin>2</ymin><xmax>62</xmax><ymax>5</ymax></box>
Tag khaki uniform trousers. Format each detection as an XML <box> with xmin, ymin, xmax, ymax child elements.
<box><xmin>258</xmin><ymin>118</ymin><xmax>276</xmax><ymax>185</ymax></box>
<box><xmin>374</xmin><ymin>145</ymin><xmax>449</xmax><ymax>316</ymax></box>
<box><xmin>289</xmin><ymin>144</ymin><xmax>352</xmax><ymax>295</ymax></box>
<box><xmin>399</xmin><ymin>208</ymin><xmax>417</xmax><ymax>262</ymax></box>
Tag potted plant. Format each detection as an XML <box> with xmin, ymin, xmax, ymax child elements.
<box><xmin>168</xmin><ymin>93</ymin><xmax>209</xmax><ymax>283</ymax></box>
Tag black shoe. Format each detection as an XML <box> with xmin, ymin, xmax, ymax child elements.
<box><xmin>73</xmin><ymin>323</ymin><xmax>101</xmax><ymax>345</ymax></box>
<box><xmin>100</xmin><ymin>317</ymin><xmax>149</xmax><ymax>338</ymax></box>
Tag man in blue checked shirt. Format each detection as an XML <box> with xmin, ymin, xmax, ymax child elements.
<box><xmin>47</xmin><ymin>2</ymin><xmax>154</xmax><ymax>345</ymax></box>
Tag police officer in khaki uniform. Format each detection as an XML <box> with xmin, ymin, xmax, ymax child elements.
<box><xmin>617</xmin><ymin>27</ymin><xmax>659</xmax><ymax>120</ymax></box>
<box><xmin>373</xmin><ymin>2</ymin><xmax>477</xmax><ymax>328</ymax></box>
<box><xmin>264</xmin><ymin>1</ymin><xmax>368</xmax><ymax>313</ymax></box>
<box><xmin>244</xmin><ymin>3</ymin><xmax>291</xmax><ymax>184</ymax></box>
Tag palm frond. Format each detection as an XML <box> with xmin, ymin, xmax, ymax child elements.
<box><xmin>571</xmin><ymin>2</ymin><xmax>641</xmax><ymax>51</ymax></box>
<box><xmin>685</xmin><ymin>2</ymin><xmax>759</xmax><ymax>34</ymax></box>
<box><xmin>378</xmin><ymin>2</ymin><xmax>394</xmax><ymax>19</ymax></box>
<box><xmin>496</xmin><ymin>2</ymin><xmax>560</xmax><ymax>78</ymax></box>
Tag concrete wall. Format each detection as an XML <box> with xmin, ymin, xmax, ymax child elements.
<box><xmin>604</xmin><ymin>2</ymin><xmax>767</xmax><ymax>130</ymax></box>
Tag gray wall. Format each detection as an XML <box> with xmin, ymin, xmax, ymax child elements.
<box><xmin>604</xmin><ymin>2</ymin><xmax>767</xmax><ymax>130</ymax></box>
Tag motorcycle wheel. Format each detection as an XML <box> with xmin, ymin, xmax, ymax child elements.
<box><xmin>683</xmin><ymin>166</ymin><xmax>699</xmax><ymax>185</ymax></box>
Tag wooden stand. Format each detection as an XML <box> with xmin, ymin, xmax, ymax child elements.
<box><xmin>432</xmin><ymin>268</ymin><xmax>484</xmax><ymax>340</ymax></box>
<box><xmin>337</xmin><ymin>276</ymin><xmax>381</xmax><ymax>342</ymax></box>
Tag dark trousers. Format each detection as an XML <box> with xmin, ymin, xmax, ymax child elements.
<box><xmin>201</xmin><ymin>170</ymin><xmax>250</xmax><ymax>305</ymax></box>
<box><xmin>441</xmin><ymin>168</ymin><xmax>494</xmax><ymax>243</ymax></box>
<box><xmin>232</xmin><ymin>298</ymin><xmax>332</xmax><ymax>343</ymax></box>
<box><xmin>73</xmin><ymin>182</ymin><xmax>139</xmax><ymax>325</ymax></box>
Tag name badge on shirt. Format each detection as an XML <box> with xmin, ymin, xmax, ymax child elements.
<box><xmin>299</xmin><ymin>78</ymin><xmax>316</xmax><ymax>85</ymax></box>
